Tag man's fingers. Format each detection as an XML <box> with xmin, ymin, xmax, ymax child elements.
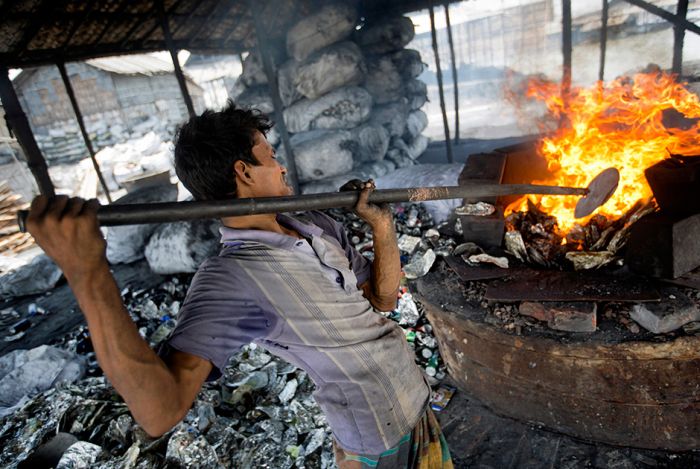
<box><xmin>45</xmin><ymin>195</ymin><xmax>70</xmax><ymax>219</ymax></box>
<box><xmin>65</xmin><ymin>197</ymin><xmax>86</xmax><ymax>217</ymax></box>
<box><xmin>28</xmin><ymin>195</ymin><xmax>49</xmax><ymax>221</ymax></box>
<box><xmin>339</xmin><ymin>178</ymin><xmax>364</xmax><ymax>192</ymax></box>
<box><xmin>356</xmin><ymin>179</ymin><xmax>375</xmax><ymax>206</ymax></box>
<box><xmin>83</xmin><ymin>198</ymin><xmax>100</xmax><ymax>215</ymax></box>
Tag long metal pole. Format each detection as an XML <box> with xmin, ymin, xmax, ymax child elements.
<box><xmin>248</xmin><ymin>0</ymin><xmax>300</xmax><ymax>193</ymax></box>
<box><xmin>599</xmin><ymin>0</ymin><xmax>608</xmax><ymax>82</ymax></box>
<box><xmin>429</xmin><ymin>3</ymin><xmax>453</xmax><ymax>164</ymax></box>
<box><xmin>0</xmin><ymin>65</ymin><xmax>55</xmax><ymax>197</ymax></box>
<box><xmin>158</xmin><ymin>0</ymin><xmax>196</xmax><ymax>118</ymax></box>
<box><xmin>673</xmin><ymin>0</ymin><xmax>689</xmax><ymax>75</ymax></box>
<box><xmin>18</xmin><ymin>183</ymin><xmax>588</xmax><ymax>230</ymax></box>
<box><xmin>444</xmin><ymin>3</ymin><xmax>460</xmax><ymax>146</ymax></box>
<box><xmin>57</xmin><ymin>62</ymin><xmax>113</xmax><ymax>203</ymax></box>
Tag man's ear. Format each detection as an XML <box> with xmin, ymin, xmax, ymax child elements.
<box><xmin>233</xmin><ymin>160</ymin><xmax>253</xmax><ymax>186</ymax></box>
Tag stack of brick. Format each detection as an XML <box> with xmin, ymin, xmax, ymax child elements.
<box><xmin>231</xmin><ymin>4</ymin><xmax>430</xmax><ymax>194</ymax></box>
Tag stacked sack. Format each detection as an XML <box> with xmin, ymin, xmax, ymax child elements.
<box><xmin>230</xmin><ymin>4</ymin><xmax>430</xmax><ymax>194</ymax></box>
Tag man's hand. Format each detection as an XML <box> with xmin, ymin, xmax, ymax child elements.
<box><xmin>339</xmin><ymin>179</ymin><xmax>392</xmax><ymax>229</ymax></box>
<box><xmin>26</xmin><ymin>195</ymin><xmax>108</xmax><ymax>284</ymax></box>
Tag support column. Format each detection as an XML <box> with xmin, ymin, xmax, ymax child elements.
<box><xmin>444</xmin><ymin>4</ymin><xmax>460</xmax><ymax>146</ymax></box>
<box><xmin>562</xmin><ymin>0</ymin><xmax>572</xmax><ymax>97</ymax></box>
<box><xmin>0</xmin><ymin>65</ymin><xmax>54</xmax><ymax>197</ymax></box>
<box><xmin>248</xmin><ymin>0</ymin><xmax>300</xmax><ymax>193</ymax></box>
<box><xmin>673</xmin><ymin>0</ymin><xmax>689</xmax><ymax>75</ymax></box>
<box><xmin>599</xmin><ymin>0</ymin><xmax>608</xmax><ymax>82</ymax></box>
<box><xmin>429</xmin><ymin>3</ymin><xmax>453</xmax><ymax>164</ymax></box>
<box><xmin>158</xmin><ymin>0</ymin><xmax>195</xmax><ymax>118</ymax></box>
<box><xmin>57</xmin><ymin>62</ymin><xmax>113</xmax><ymax>203</ymax></box>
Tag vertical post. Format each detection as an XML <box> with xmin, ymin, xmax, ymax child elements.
<box><xmin>158</xmin><ymin>0</ymin><xmax>195</xmax><ymax>118</ymax></box>
<box><xmin>444</xmin><ymin>3</ymin><xmax>460</xmax><ymax>146</ymax></box>
<box><xmin>672</xmin><ymin>0</ymin><xmax>689</xmax><ymax>75</ymax></box>
<box><xmin>429</xmin><ymin>4</ymin><xmax>453</xmax><ymax>164</ymax></box>
<box><xmin>562</xmin><ymin>0</ymin><xmax>572</xmax><ymax>97</ymax></box>
<box><xmin>57</xmin><ymin>62</ymin><xmax>113</xmax><ymax>203</ymax></box>
<box><xmin>0</xmin><ymin>65</ymin><xmax>54</xmax><ymax>197</ymax></box>
<box><xmin>599</xmin><ymin>0</ymin><xmax>608</xmax><ymax>82</ymax></box>
<box><xmin>248</xmin><ymin>0</ymin><xmax>300</xmax><ymax>193</ymax></box>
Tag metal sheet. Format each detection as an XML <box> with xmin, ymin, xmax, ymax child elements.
<box><xmin>485</xmin><ymin>269</ymin><xmax>660</xmax><ymax>303</ymax></box>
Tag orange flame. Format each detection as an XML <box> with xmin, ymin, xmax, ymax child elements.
<box><xmin>507</xmin><ymin>72</ymin><xmax>700</xmax><ymax>232</ymax></box>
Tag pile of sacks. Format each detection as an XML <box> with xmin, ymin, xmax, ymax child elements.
<box><xmin>231</xmin><ymin>4</ymin><xmax>430</xmax><ymax>194</ymax></box>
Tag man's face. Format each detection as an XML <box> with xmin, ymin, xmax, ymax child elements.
<box><xmin>247</xmin><ymin>130</ymin><xmax>294</xmax><ymax>197</ymax></box>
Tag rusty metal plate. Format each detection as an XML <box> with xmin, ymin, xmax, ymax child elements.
<box><xmin>443</xmin><ymin>254</ymin><xmax>512</xmax><ymax>282</ymax></box>
<box><xmin>485</xmin><ymin>269</ymin><xmax>660</xmax><ymax>303</ymax></box>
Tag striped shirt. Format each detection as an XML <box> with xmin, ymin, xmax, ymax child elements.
<box><xmin>161</xmin><ymin>211</ymin><xmax>430</xmax><ymax>454</ymax></box>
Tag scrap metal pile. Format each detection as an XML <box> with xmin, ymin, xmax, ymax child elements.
<box><xmin>0</xmin><ymin>203</ymin><xmax>448</xmax><ymax>469</ymax></box>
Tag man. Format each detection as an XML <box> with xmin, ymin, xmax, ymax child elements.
<box><xmin>26</xmin><ymin>102</ymin><xmax>452</xmax><ymax>468</ymax></box>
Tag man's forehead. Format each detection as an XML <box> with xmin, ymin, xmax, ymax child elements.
<box><xmin>253</xmin><ymin>130</ymin><xmax>270</xmax><ymax>148</ymax></box>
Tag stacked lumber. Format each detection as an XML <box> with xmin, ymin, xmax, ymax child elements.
<box><xmin>0</xmin><ymin>182</ymin><xmax>34</xmax><ymax>255</ymax></box>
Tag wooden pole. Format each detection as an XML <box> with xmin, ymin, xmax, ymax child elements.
<box><xmin>444</xmin><ymin>3</ymin><xmax>460</xmax><ymax>146</ymax></box>
<box><xmin>562</xmin><ymin>0</ymin><xmax>572</xmax><ymax>97</ymax></box>
<box><xmin>429</xmin><ymin>3</ymin><xmax>453</xmax><ymax>164</ymax></box>
<box><xmin>57</xmin><ymin>62</ymin><xmax>112</xmax><ymax>203</ymax></box>
<box><xmin>599</xmin><ymin>0</ymin><xmax>608</xmax><ymax>82</ymax></box>
<box><xmin>0</xmin><ymin>65</ymin><xmax>54</xmax><ymax>197</ymax></box>
<box><xmin>248</xmin><ymin>0</ymin><xmax>300</xmax><ymax>193</ymax></box>
<box><xmin>673</xmin><ymin>0</ymin><xmax>689</xmax><ymax>75</ymax></box>
<box><xmin>158</xmin><ymin>0</ymin><xmax>195</xmax><ymax>118</ymax></box>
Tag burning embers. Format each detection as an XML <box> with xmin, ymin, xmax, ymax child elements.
<box><xmin>505</xmin><ymin>71</ymin><xmax>700</xmax><ymax>267</ymax></box>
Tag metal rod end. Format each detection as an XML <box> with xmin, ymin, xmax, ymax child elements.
<box><xmin>17</xmin><ymin>210</ymin><xmax>29</xmax><ymax>233</ymax></box>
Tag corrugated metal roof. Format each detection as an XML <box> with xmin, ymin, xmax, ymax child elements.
<box><xmin>85</xmin><ymin>54</ymin><xmax>175</xmax><ymax>76</ymax></box>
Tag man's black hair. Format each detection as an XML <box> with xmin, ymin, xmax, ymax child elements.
<box><xmin>174</xmin><ymin>100</ymin><xmax>273</xmax><ymax>200</ymax></box>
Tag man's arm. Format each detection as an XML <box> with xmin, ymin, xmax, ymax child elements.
<box><xmin>26</xmin><ymin>196</ymin><xmax>212</xmax><ymax>437</ymax></box>
<box><xmin>345</xmin><ymin>180</ymin><xmax>401</xmax><ymax>311</ymax></box>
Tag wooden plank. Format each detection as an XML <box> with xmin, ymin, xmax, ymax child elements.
<box><xmin>485</xmin><ymin>269</ymin><xmax>660</xmax><ymax>302</ymax></box>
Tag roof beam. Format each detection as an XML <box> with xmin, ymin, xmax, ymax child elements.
<box><xmin>187</xmin><ymin>0</ymin><xmax>235</xmax><ymax>46</ymax></box>
<box><xmin>158</xmin><ymin>0</ymin><xmax>196</xmax><ymax>118</ymax></box>
<box><xmin>0</xmin><ymin>64</ymin><xmax>54</xmax><ymax>197</ymax></box>
<box><xmin>672</xmin><ymin>0</ymin><xmax>689</xmax><ymax>75</ymax></box>
<box><xmin>91</xmin><ymin>1</ymin><xmax>136</xmax><ymax>46</ymax></box>
<box><xmin>62</xmin><ymin>0</ymin><xmax>100</xmax><ymax>49</ymax></box>
<box><xmin>429</xmin><ymin>2</ymin><xmax>453</xmax><ymax>163</ymax></box>
<box><xmin>623</xmin><ymin>0</ymin><xmax>700</xmax><ymax>35</ymax></box>
<box><xmin>132</xmin><ymin>0</ymin><xmax>188</xmax><ymax>49</ymax></box>
<box><xmin>599</xmin><ymin>0</ymin><xmax>608</xmax><ymax>82</ymax></box>
<box><xmin>562</xmin><ymin>0</ymin><xmax>572</xmax><ymax>96</ymax></box>
<box><xmin>13</xmin><ymin>0</ymin><xmax>59</xmax><ymax>60</ymax></box>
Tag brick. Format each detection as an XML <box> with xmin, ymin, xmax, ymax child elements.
<box><xmin>630</xmin><ymin>288</ymin><xmax>700</xmax><ymax>334</ymax></box>
<box><xmin>518</xmin><ymin>301</ymin><xmax>597</xmax><ymax>332</ymax></box>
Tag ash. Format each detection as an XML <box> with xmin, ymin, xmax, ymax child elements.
<box><xmin>0</xmin><ymin>204</ymin><xmax>447</xmax><ymax>468</ymax></box>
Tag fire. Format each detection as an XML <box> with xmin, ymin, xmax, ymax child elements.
<box><xmin>507</xmin><ymin>72</ymin><xmax>700</xmax><ymax>232</ymax></box>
